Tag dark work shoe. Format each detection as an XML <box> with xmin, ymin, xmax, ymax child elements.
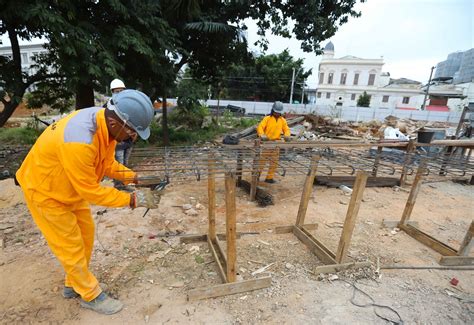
<box><xmin>63</xmin><ymin>286</ymin><xmax>80</xmax><ymax>299</ymax></box>
<box><xmin>80</xmin><ymin>292</ymin><xmax>123</xmax><ymax>315</ymax></box>
<box><xmin>264</xmin><ymin>179</ymin><xmax>276</xmax><ymax>184</ymax></box>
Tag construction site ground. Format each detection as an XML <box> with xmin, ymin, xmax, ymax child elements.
<box><xmin>0</xmin><ymin>172</ymin><xmax>473</xmax><ymax>324</ymax></box>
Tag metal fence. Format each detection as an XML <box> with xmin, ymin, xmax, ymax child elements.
<box><xmin>202</xmin><ymin>99</ymin><xmax>464</xmax><ymax>123</ymax></box>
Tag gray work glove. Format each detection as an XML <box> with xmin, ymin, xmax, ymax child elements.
<box><xmin>260</xmin><ymin>135</ymin><xmax>269</xmax><ymax>141</ymax></box>
<box><xmin>131</xmin><ymin>188</ymin><xmax>162</xmax><ymax>209</ymax></box>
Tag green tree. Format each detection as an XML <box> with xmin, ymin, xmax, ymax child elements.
<box><xmin>357</xmin><ymin>91</ymin><xmax>371</xmax><ymax>107</ymax></box>
<box><xmin>1</xmin><ymin>0</ymin><xmax>365</xmax><ymax>129</ymax></box>
<box><xmin>214</xmin><ymin>50</ymin><xmax>311</xmax><ymax>102</ymax></box>
<box><xmin>0</xmin><ymin>0</ymin><xmax>61</xmax><ymax>126</ymax></box>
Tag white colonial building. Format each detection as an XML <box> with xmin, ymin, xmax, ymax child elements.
<box><xmin>0</xmin><ymin>43</ymin><xmax>48</xmax><ymax>76</ymax></box>
<box><xmin>308</xmin><ymin>42</ymin><xmax>426</xmax><ymax>110</ymax></box>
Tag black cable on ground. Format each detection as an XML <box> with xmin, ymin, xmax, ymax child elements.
<box><xmin>339</xmin><ymin>279</ymin><xmax>404</xmax><ymax>324</ymax></box>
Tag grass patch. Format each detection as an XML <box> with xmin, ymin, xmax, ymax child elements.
<box><xmin>137</xmin><ymin>121</ymin><xmax>230</xmax><ymax>147</ymax></box>
<box><xmin>0</xmin><ymin>127</ymin><xmax>42</xmax><ymax>145</ymax></box>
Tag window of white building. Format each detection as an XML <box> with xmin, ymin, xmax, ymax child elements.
<box><xmin>368</xmin><ymin>73</ymin><xmax>375</xmax><ymax>86</ymax></box>
<box><xmin>317</xmin><ymin>92</ymin><xmax>321</xmax><ymax>98</ymax></box>
<box><xmin>402</xmin><ymin>97</ymin><xmax>410</xmax><ymax>104</ymax></box>
<box><xmin>382</xmin><ymin>95</ymin><xmax>389</xmax><ymax>103</ymax></box>
<box><xmin>351</xmin><ymin>94</ymin><xmax>356</xmax><ymax>100</ymax></box>
<box><xmin>326</xmin><ymin>92</ymin><xmax>331</xmax><ymax>99</ymax></box>
<box><xmin>328</xmin><ymin>73</ymin><xmax>333</xmax><ymax>84</ymax></box>
<box><xmin>340</xmin><ymin>72</ymin><xmax>347</xmax><ymax>85</ymax></box>
<box><xmin>353</xmin><ymin>73</ymin><xmax>359</xmax><ymax>85</ymax></box>
<box><xmin>319</xmin><ymin>73</ymin><xmax>324</xmax><ymax>84</ymax></box>
<box><xmin>21</xmin><ymin>53</ymin><xmax>28</xmax><ymax>64</ymax></box>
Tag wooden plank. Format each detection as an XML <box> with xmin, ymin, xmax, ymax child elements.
<box><xmin>223</xmin><ymin>140</ymin><xmax>410</xmax><ymax>149</ymax></box>
<box><xmin>225</xmin><ymin>172</ymin><xmax>237</xmax><ymax>282</ymax></box>
<box><xmin>372</xmin><ymin>146</ymin><xmax>383</xmax><ymax>177</ymax></box>
<box><xmin>429</xmin><ymin>139</ymin><xmax>474</xmax><ymax>147</ymax></box>
<box><xmin>315</xmin><ymin>261</ymin><xmax>371</xmax><ymax>274</ymax></box>
<box><xmin>300</xmin><ymin>227</ymin><xmax>336</xmax><ymax>260</ymax></box>
<box><xmin>207</xmin><ymin>237</ymin><xmax>227</xmax><ymax>283</ymax></box>
<box><xmin>187</xmin><ymin>276</ymin><xmax>272</xmax><ymax>301</ymax></box>
<box><xmin>399</xmin><ymin>161</ymin><xmax>426</xmax><ymax>226</ymax></box>
<box><xmin>180</xmin><ymin>234</ymin><xmax>207</xmax><ymax>244</ymax></box>
<box><xmin>335</xmin><ymin>171</ymin><xmax>368</xmax><ymax>263</ymax></box>
<box><xmin>215</xmin><ymin>236</ymin><xmax>227</xmax><ymax>265</ymax></box>
<box><xmin>275</xmin><ymin>223</ymin><xmax>318</xmax><ymax>234</ymax></box>
<box><xmin>293</xmin><ymin>225</ymin><xmax>337</xmax><ymax>265</ymax></box>
<box><xmin>382</xmin><ymin>220</ymin><xmax>419</xmax><ymax>229</ymax></box>
<box><xmin>179</xmin><ymin>233</ymin><xmax>242</xmax><ymax>244</ymax></box>
<box><xmin>295</xmin><ymin>155</ymin><xmax>320</xmax><ymax>226</ymax></box>
<box><xmin>399</xmin><ymin>224</ymin><xmax>457</xmax><ymax>256</ymax></box>
<box><xmin>458</xmin><ymin>221</ymin><xmax>474</xmax><ymax>256</ymax></box>
<box><xmin>315</xmin><ymin>176</ymin><xmax>399</xmax><ymax>188</ymax></box>
<box><xmin>208</xmin><ymin>154</ymin><xmax>216</xmax><ymax>241</ymax></box>
<box><xmin>439</xmin><ymin>256</ymin><xmax>474</xmax><ymax>266</ymax></box>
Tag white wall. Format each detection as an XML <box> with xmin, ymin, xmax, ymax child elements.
<box><xmin>203</xmin><ymin>99</ymin><xmax>463</xmax><ymax>123</ymax></box>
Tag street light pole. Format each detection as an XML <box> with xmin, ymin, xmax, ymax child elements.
<box><xmin>301</xmin><ymin>78</ymin><xmax>305</xmax><ymax>104</ymax></box>
<box><xmin>289</xmin><ymin>67</ymin><xmax>302</xmax><ymax>104</ymax></box>
<box><xmin>421</xmin><ymin>66</ymin><xmax>435</xmax><ymax>111</ymax></box>
<box><xmin>289</xmin><ymin>68</ymin><xmax>296</xmax><ymax>104</ymax></box>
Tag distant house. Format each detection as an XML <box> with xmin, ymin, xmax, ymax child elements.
<box><xmin>306</xmin><ymin>41</ymin><xmax>426</xmax><ymax>110</ymax></box>
<box><xmin>306</xmin><ymin>42</ymin><xmax>473</xmax><ymax>111</ymax></box>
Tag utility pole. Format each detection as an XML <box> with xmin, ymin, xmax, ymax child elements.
<box><xmin>421</xmin><ymin>66</ymin><xmax>435</xmax><ymax>110</ymax></box>
<box><xmin>301</xmin><ymin>78</ymin><xmax>305</xmax><ymax>104</ymax></box>
<box><xmin>290</xmin><ymin>67</ymin><xmax>302</xmax><ymax>104</ymax></box>
<box><xmin>289</xmin><ymin>68</ymin><xmax>296</xmax><ymax>104</ymax></box>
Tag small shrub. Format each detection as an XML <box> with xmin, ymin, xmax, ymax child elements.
<box><xmin>357</xmin><ymin>91</ymin><xmax>371</xmax><ymax>107</ymax></box>
<box><xmin>0</xmin><ymin>127</ymin><xmax>42</xmax><ymax>145</ymax></box>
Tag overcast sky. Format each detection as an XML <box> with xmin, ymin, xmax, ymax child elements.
<box><xmin>2</xmin><ymin>0</ymin><xmax>472</xmax><ymax>88</ymax></box>
<box><xmin>246</xmin><ymin>0</ymin><xmax>473</xmax><ymax>88</ymax></box>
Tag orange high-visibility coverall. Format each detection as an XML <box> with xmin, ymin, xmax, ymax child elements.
<box><xmin>16</xmin><ymin>107</ymin><xmax>135</xmax><ymax>302</ymax></box>
<box><xmin>256</xmin><ymin>115</ymin><xmax>290</xmax><ymax>180</ymax></box>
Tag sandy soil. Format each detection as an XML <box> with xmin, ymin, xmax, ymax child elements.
<box><xmin>0</xmin><ymin>172</ymin><xmax>473</xmax><ymax>324</ymax></box>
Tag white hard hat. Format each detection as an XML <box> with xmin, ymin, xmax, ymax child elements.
<box><xmin>110</xmin><ymin>79</ymin><xmax>126</xmax><ymax>90</ymax></box>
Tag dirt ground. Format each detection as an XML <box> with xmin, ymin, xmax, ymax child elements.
<box><xmin>0</xmin><ymin>171</ymin><xmax>473</xmax><ymax>324</ymax></box>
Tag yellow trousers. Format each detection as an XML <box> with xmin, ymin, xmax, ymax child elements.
<box><xmin>23</xmin><ymin>194</ymin><xmax>101</xmax><ymax>302</ymax></box>
<box><xmin>259</xmin><ymin>148</ymin><xmax>280</xmax><ymax>180</ymax></box>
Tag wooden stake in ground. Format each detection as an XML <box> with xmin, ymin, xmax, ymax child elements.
<box><xmin>225</xmin><ymin>172</ymin><xmax>237</xmax><ymax>282</ymax></box>
<box><xmin>295</xmin><ymin>155</ymin><xmax>320</xmax><ymax>226</ymax></box>
<box><xmin>399</xmin><ymin>139</ymin><xmax>416</xmax><ymax>187</ymax></box>
<box><xmin>250</xmin><ymin>140</ymin><xmax>261</xmax><ymax>201</ymax></box>
<box><xmin>458</xmin><ymin>220</ymin><xmax>474</xmax><ymax>256</ymax></box>
<box><xmin>399</xmin><ymin>160</ymin><xmax>426</xmax><ymax>226</ymax></box>
<box><xmin>236</xmin><ymin>152</ymin><xmax>243</xmax><ymax>183</ymax></box>
<box><xmin>208</xmin><ymin>153</ymin><xmax>216</xmax><ymax>241</ymax></box>
<box><xmin>335</xmin><ymin>171</ymin><xmax>368</xmax><ymax>263</ymax></box>
<box><xmin>372</xmin><ymin>146</ymin><xmax>383</xmax><ymax>177</ymax></box>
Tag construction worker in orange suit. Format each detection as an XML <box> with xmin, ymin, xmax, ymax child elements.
<box><xmin>256</xmin><ymin>101</ymin><xmax>291</xmax><ymax>183</ymax></box>
<box><xmin>15</xmin><ymin>89</ymin><xmax>161</xmax><ymax>315</ymax></box>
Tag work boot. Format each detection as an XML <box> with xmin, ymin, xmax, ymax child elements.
<box><xmin>63</xmin><ymin>286</ymin><xmax>80</xmax><ymax>299</ymax></box>
<box><xmin>264</xmin><ymin>179</ymin><xmax>276</xmax><ymax>184</ymax></box>
<box><xmin>80</xmin><ymin>292</ymin><xmax>123</xmax><ymax>315</ymax></box>
<box><xmin>63</xmin><ymin>283</ymin><xmax>109</xmax><ymax>299</ymax></box>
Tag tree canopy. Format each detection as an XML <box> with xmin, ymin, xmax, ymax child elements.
<box><xmin>0</xmin><ymin>0</ymin><xmax>365</xmax><ymax>128</ymax></box>
<box><xmin>210</xmin><ymin>49</ymin><xmax>312</xmax><ymax>103</ymax></box>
